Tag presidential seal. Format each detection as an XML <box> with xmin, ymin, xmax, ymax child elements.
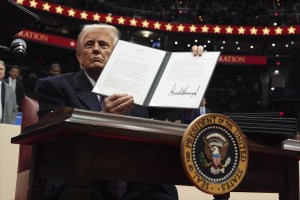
<box><xmin>181</xmin><ymin>113</ymin><xmax>248</xmax><ymax>195</ymax></box>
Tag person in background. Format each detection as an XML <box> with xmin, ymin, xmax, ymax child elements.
<box><xmin>4</xmin><ymin>65</ymin><xmax>24</xmax><ymax>112</ymax></box>
<box><xmin>49</xmin><ymin>63</ymin><xmax>61</xmax><ymax>76</ymax></box>
<box><xmin>198</xmin><ymin>97</ymin><xmax>211</xmax><ymax>116</ymax></box>
<box><xmin>0</xmin><ymin>60</ymin><xmax>18</xmax><ymax>124</ymax></box>
<box><xmin>34</xmin><ymin>63</ymin><xmax>61</xmax><ymax>91</ymax></box>
<box><xmin>37</xmin><ymin>23</ymin><xmax>204</xmax><ymax>200</ymax></box>
<box><xmin>178</xmin><ymin>97</ymin><xmax>211</xmax><ymax>124</ymax></box>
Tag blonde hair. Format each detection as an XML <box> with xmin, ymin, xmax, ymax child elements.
<box><xmin>76</xmin><ymin>24</ymin><xmax>120</xmax><ymax>52</ymax></box>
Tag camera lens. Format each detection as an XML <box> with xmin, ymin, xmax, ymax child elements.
<box><xmin>11</xmin><ymin>39</ymin><xmax>27</xmax><ymax>60</ymax></box>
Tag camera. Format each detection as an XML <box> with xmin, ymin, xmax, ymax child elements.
<box><xmin>11</xmin><ymin>38</ymin><xmax>27</xmax><ymax>59</ymax></box>
<box><xmin>0</xmin><ymin>38</ymin><xmax>27</xmax><ymax>60</ymax></box>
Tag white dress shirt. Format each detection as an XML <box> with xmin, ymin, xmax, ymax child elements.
<box><xmin>200</xmin><ymin>106</ymin><xmax>205</xmax><ymax>115</ymax></box>
<box><xmin>84</xmin><ymin>70</ymin><xmax>103</xmax><ymax>107</ymax></box>
<box><xmin>9</xmin><ymin>77</ymin><xmax>16</xmax><ymax>91</ymax></box>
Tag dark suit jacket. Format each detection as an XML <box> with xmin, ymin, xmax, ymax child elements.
<box><xmin>37</xmin><ymin>69</ymin><xmax>150</xmax><ymax>119</ymax></box>
<box><xmin>37</xmin><ymin>69</ymin><xmax>178</xmax><ymax>200</ymax></box>
<box><xmin>4</xmin><ymin>78</ymin><xmax>24</xmax><ymax>111</ymax></box>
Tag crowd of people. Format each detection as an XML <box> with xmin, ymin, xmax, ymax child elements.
<box><xmin>0</xmin><ymin>61</ymin><xmax>62</xmax><ymax>124</ymax></box>
<box><xmin>44</xmin><ymin>0</ymin><xmax>300</xmax><ymax>25</ymax></box>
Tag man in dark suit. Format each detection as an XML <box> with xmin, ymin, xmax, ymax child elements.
<box><xmin>195</xmin><ymin>97</ymin><xmax>211</xmax><ymax>116</ymax></box>
<box><xmin>0</xmin><ymin>60</ymin><xmax>18</xmax><ymax>124</ymax></box>
<box><xmin>4</xmin><ymin>65</ymin><xmax>24</xmax><ymax>112</ymax></box>
<box><xmin>37</xmin><ymin>24</ymin><xmax>204</xmax><ymax>200</ymax></box>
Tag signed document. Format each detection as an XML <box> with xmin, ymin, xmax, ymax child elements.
<box><xmin>93</xmin><ymin>40</ymin><xmax>220</xmax><ymax>109</ymax></box>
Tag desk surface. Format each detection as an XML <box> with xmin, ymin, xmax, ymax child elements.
<box><xmin>11</xmin><ymin>108</ymin><xmax>300</xmax><ymax>157</ymax></box>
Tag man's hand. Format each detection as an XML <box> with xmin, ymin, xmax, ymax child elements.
<box><xmin>103</xmin><ymin>93</ymin><xmax>134</xmax><ymax>115</ymax></box>
<box><xmin>192</xmin><ymin>45</ymin><xmax>204</xmax><ymax>56</ymax></box>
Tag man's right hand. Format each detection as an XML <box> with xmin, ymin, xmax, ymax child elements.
<box><xmin>103</xmin><ymin>93</ymin><xmax>134</xmax><ymax>115</ymax></box>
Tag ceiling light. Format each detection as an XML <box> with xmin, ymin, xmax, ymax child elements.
<box><xmin>138</xmin><ymin>30</ymin><xmax>153</xmax><ymax>38</ymax></box>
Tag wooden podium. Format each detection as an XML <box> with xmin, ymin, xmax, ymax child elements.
<box><xmin>11</xmin><ymin>108</ymin><xmax>300</xmax><ymax>200</ymax></box>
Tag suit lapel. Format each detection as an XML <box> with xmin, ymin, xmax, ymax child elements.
<box><xmin>74</xmin><ymin>70</ymin><xmax>102</xmax><ymax>111</ymax></box>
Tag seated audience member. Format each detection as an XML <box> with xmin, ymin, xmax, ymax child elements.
<box><xmin>37</xmin><ymin>23</ymin><xmax>204</xmax><ymax>200</ymax></box>
<box><xmin>4</xmin><ymin>65</ymin><xmax>24</xmax><ymax>112</ymax></box>
<box><xmin>34</xmin><ymin>63</ymin><xmax>61</xmax><ymax>91</ymax></box>
<box><xmin>0</xmin><ymin>60</ymin><xmax>18</xmax><ymax>124</ymax></box>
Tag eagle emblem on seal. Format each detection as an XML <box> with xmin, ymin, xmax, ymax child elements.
<box><xmin>199</xmin><ymin>133</ymin><xmax>232</xmax><ymax>175</ymax></box>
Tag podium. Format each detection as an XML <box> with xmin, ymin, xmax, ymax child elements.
<box><xmin>11</xmin><ymin>108</ymin><xmax>300</xmax><ymax>200</ymax></box>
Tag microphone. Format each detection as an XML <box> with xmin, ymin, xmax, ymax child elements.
<box><xmin>10</xmin><ymin>38</ymin><xmax>27</xmax><ymax>60</ymax></box>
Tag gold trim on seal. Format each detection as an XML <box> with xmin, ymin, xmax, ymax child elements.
<box><xmin>181</xmin><ymin>113</ymin><xmax>248</xmax><ymax>195</ymax></box>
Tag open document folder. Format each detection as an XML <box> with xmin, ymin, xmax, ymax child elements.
<box><xmin>93</xmin><ymin>40</ymin><xmax>220</xmax><ymax>109</ymax></box>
